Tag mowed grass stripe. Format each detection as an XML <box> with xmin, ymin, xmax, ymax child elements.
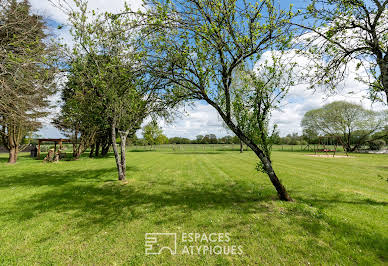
<box><xmin>281</xmin><ymin>153</ymin><xmax>387</xmax><ymax>197</ymax></box>
<box><xmin>0</xmin><ymin>151</ymin><xmax>387</xmax><ymax>265</ymax></box>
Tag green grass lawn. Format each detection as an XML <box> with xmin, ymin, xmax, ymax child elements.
<box><xmin>0</xmin><ymin>150</ymin><xmax>387</xmax><ymax>265</ymax></box>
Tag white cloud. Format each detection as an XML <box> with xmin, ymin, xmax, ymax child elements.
<box><xmin>33</xmin><ymin>1</ymin><xmax>387</xmax><ymax>139</ymax></box>
<box><xmin>251</xmin><ymin>50</ymin><xmax>387</xmax><ymax>136</ymax></box>
<box><xmin>141</xmin><ymin>55</ymin><xmax>386</xmax><ymax>139</ymax></box>
<box><xmin>39</xmin><ymin>51</ymin><xmax>387</xmax><ymax>139</ymax></box>
<box><xmin>137</xmin><ymin>103</ymin><xmax>231</xmax><ymax>139</ymax></box>
<box><xmin>273</xmin><ymin>84</ymin><xmax>386</xmax><ymax>137</ymax></box>
<box><xmin>30</xmin><ymin>0</ymin><xmax>143</xmax><ymax>24</ymax></box>
<box><xmin>30</xmin><ymin>0</ymin><xmax>144</xmax><ymax>49</ymax></box>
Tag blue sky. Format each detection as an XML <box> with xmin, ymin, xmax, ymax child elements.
<box><xmin>30</xmin><ymin>0</ymin><xmax>386</xmax><ymax>139</ymax></box>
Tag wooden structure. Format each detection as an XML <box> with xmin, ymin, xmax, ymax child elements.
<box><xmin>37</xmin><ymin>138</ymin><xmax>72</xmax><ymax>158</ymax></box>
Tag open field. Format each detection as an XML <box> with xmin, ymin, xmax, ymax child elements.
<box><xmin>129</xmin><ymin>144</ymin><xmax>348</xmax><ymax>152</ymax></box>
<box><xmin>0</xmin><ymin>150</ymin><xmax>387</xmax><ymax>265</ymax></box>
<box><xmin>34</xmin><ymin>143</ymin><xmax>351</xmax><ymax>154</ymax></box>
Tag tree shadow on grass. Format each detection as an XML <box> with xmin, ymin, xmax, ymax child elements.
<box><xmin>77</xmin><ymin>152</ymin><xmax>116</xmax><ymax>159</ymax></box>
<box><xmin>168</xmin><ymin>151</ymin><xmax>223</xmax><ymax>155</ymax></box>
<box><xmin>0</xmin><ymin>153</ymin><xmax>33</xmax><ymax>163</ymax></box>
<box><xmin>128</xmin><ymin>149</ymin><xmax>156</xmax><ymax>152</ymax></box>
<box><xmin>0</xmin><ymin>166</ymin><xmax>139</xmax><ymax>188</ymax></box>
<box><xmin>288</xmin><ymin>192</ymin><xmax>388</xmax><ymax>261</ymax></box>
<box><xmin>1</xmin><ymin>167</ymin><xmax>387</xmax><ymax>262</ymax></box>
<box><xmin>295</xmin><ymin>194</ymin><xmax>388</xmax><ymax>208</ymax></box>
<box><xmin>0</xmin><ymin>157</ymin><xmax>9</xmax><ymax>163</ymax></box>
<box><xmin>287</xmin><ymin>195</ymin><xmax>388</xmax><ymax>261</ymax></box>
<box><xmin>1</xmin><ymin>169</ymin><xmax>274</xmax><ymax>237</ymax></box>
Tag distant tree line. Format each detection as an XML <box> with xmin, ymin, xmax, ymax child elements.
<box><xmin>131</xmin><ymin>102</ymin><xmax>388</xmax><ymax>151</ymax></box>
<box><xmin>132</xmin><ymin>130</ymin><xmax>388</xmax><ymax>148</ymax></box>
<box><xmin>130</xmin><ymin>130</ymin><xmax>242</xmax><ymax>146</ymax></box>
<box><xmin>272</xmin><ymin>130</ymin><xmax>388</xmax><ymax>149</ymax></box>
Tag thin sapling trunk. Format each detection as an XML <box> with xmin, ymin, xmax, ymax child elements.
<box><xmin>111</xmin><ymin>120</ymin><xmax>129</xmax><ymax>181</ymax></box>
<box><xmin>111</xmin><ymin>120</ymin><xmax>124</xmax><ymax>180</ymax></box>
<box><xmin>119</xmin><ymin>131</ymin><xmax>129</xmax><ymax>179</ymax></box>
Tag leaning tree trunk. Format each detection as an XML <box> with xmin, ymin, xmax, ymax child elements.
<box><xmin>229</xmin><ymin>132</ymin><xmax>293</xmax><ymax>201</ymax></box>
<box><xmin>250</xmin><ymin>145</ymin><xmax>292</xmax><ymax>201</ymax></box>
<box><xmin>232</xmin><ymin>130</ymin><xmax>292</xmax><ymax>201</ymax></box>
<box><xmin>262</xmin><ymin>158</ymin><xmax>292</xmax><ymax>201</ymax></box>
<box><xmin>239</xmin><ymin>140</ymin><xmax>243</xmax><ymax>153</ymax></box>
<box><xmin>111</xmin><ymin>121</ymin><xmax>125</xmax><ymax>181</ymax></box>
<box><xmin>209</xmin><ymin>103</ymin><xmax>293</xmax><ymax>201</ymax></box>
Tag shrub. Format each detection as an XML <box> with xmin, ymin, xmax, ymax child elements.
<box><xmin>368</xmin><ymin>139</ymin><xmax>386</xmax><ymax>150</ymax></box>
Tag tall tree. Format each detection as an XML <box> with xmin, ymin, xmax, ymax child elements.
<box><xmin>295</xmin><ymin>0</ymin><xmax>388</xmax><ymax>104</ymax></box>
<box><xmin>142</xmin><ymin>120</ymin><xmax>163</xmax><ymax>148</ymax></box>
<box><xmin>56</xmin><ymin>0</ymin><xmax>176</xmax><ymax>180</ymax></box>
<box><xmin>54</xmin><ymin>55</ymin><xmax>109</xmax><ymax>159</ymax></box>
<box><xmin>0</xmin><ymin>0</ymin><xmax>57</xmax><ymax>163</ymax></box>
<box><xmin>135</xmin><ymin>0</ymin><xmax>297</xmax><ymax>200</ymax></box>
<box><xmin>301</xmin><ymin>101</ymin><xmax>387</xmax><ymax>152</ymax></box>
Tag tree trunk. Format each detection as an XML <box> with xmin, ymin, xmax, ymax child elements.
<box><xmin>72</xmin><ymin>129</ymin><xmax>79</xmax><ymax>158</ymax></box>
<box><xmin>234</xmin><ymin>131</ymin><xmax>292</xmax><ymax>201</ymax></box>
<box><xmin>204</xmin><ymin>99</ymin><xmax>292</xmax><ymax>201</ymax></box>
<box><xmin>7</xmin><ymin>125</ymin><xmax>20</xmax><ymax>164</ymax></box>
<box><xmin>95</xmin><ymin>140</ymin><xmax>100</xmax><ymax>157</ymax></box>
<box><xmin>239</xmin><ymin>140</ymin><xmax>243</xmax><ymax>153</ymax></box>
<box><xmin>8</xmin><ymin>147</ymin><xmax>18</xmax><ymax>164</ymax></box>
<box><xmin>344</xmin><ymin>143</ymin><xmax>351</xmax><ymax>153</ymax></box>
<box><xmin>378</xmin><ymin>56</ymin><xmax>388</xmax><ymax>104</ymax></box>
<box><xmin>89</xmin><ymin>143</ymin><xmax>95</xmax><ymax>158</ymax></box>
<box><xmin>100</xmin><ymin>129</ymin><xmax>111</xmax><ymax>156</ymax></box>
<box><xmin>111</xmin><ymin>121</ymin><xmax>125</xmax><ymax>181</ymax></box>
<box><xmin>74</xmin><ymin>143</ymin><xmax>84</xmax><ymax>160</ymax></box>
<box><xmin>119</xmin><ymin>131</ymin><xmax>129</xmax><ymax>179</ymax></box>
<box><xmin>230</xmin><ymin>126</ymin><xmax>291</xmax><ymax>201</ymax></box>
<box><xmin>101</xmin><ymin>144</ymin><xmax>110</xmax><ymax>156</ymax></box>
<box><xmin>72</xmin><ymin>143</ymin><xmax>77</xmax><ymax>158</ymax></box>
<box><xmin>250</xmin><ymin>145</ymin><xmax>293</xmax><ymax>201</ymax></box>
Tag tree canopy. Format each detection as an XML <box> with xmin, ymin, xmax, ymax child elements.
<box><xmin>131</xmin><ymin>0</ymin><xmax>297</xmax><ymax>201</ymax></box>
<box><xmin>295</xmin><ymin>0</ymin><xmax>388</xmax><ymax>104</ymax></box>
<box><xmin>301</xmin><ymin>101</ymin><xmax>387</xmax><ymax>151</ymax></box>
<box><xmin>0</xmin><ymin>0</ymin><xmax>58</xmax><ymax>163</ymax></box>
<box><xmin>142</xmin><ymin>120</ymin><xmax>164</xmax><ymax>147</ymax></box>
<box><xmin>55</xmin><ymin>0</ymin><xmax>178</xmax><ymax>180</ymax></box>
